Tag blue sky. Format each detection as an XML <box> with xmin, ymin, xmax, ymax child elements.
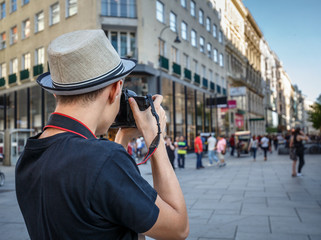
<box><xmin>243</xmin><ymin>0</ymin><xmax>321</xmax><ymax>102</ymax></box>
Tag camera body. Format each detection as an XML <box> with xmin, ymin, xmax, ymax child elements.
<box><xmin>111</xmin><ymin>89</ymin><xmax>151</xmax><ymax>128</ymax></box>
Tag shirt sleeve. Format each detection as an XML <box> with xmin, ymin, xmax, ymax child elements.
<box><xmin>91</xmin><ymin>144</ymin><xmax>159</xmax><ymax>233</ymax></box>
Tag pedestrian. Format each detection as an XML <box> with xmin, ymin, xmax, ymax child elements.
<box><xmin>136</xmin><ymin>136</ymin><xmax>142</xmax><ymax>158</ymax></box>
<box><xmin>289</xmin><ymin>129</ymin><xmax>297</xmax><ymax>177</ymax></box>
<box><xmin>248</xmin><ymin>135</ymin><xmax>258</xmax><ymax>161</ymax></box>
<box><xmin>229</xmin><ymin>134</ymin><xmax>235</xmax><ymax>156</ymax></box>
<box><xmin>293</xmin><ymin>127</ymin><xmax>309</xmax><ymax>176</ymax></box>
<box><xmin>194</xmin><ymin>132</ymin><xmax>204</xmax><ymax>169</ymax></box>
<box><xmin>174</xmin><ymin>136</ymin><xmax>179</xmax><ymax>169</ymax></box>
<box><xmin>15</xmin><ymin>29</ymin><xmax>189</xmax><ymax>240</ymax></box>
<box><xmin>216</xmin><ymin>134</ymin><xmax>227</xmax><ymax>167</ymax></box>
<box><xmin>177</xmin><ymin>136</ymin><xmax>188</xmax><ymax>168</ymax></box>
<box><xmin>165</xmin><ymin>136</ymin><xmax>176</xmax><ymax>170</ymax></box>
<box><xmin>207</xmin><ymin>134</ymin><xmax>219</xmax><ymax>166</ymax></box>
<box><xmin>273</xmin><ymin>135</ymin><xmax>279</xmax><ymax>151</ymax></box>
<box><xmin>260</xmin><ymin>135</ymin><xmax>270</xmax><ymax>161</ymax></box>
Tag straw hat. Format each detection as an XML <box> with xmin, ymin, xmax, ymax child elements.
<box><xmin>37</xmin><ymin>29</ymin><xmax>136</xmax><ymax>95</ymax></box>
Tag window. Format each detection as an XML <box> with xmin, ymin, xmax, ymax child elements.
<box><xmin>159</xmin><ymin>39</ymin><xmax>165</xmax><ymax>56</ymax></box>
<box><xmin>199</xmin><ymin>9</ymin><xmax>204</xmax><ymax>25</ymax></box>
<box><xmin>105</xmin><ymin>31</ymin><xmax>137</xmax><ymax>58</ymax></box>
<box><xmin>199</xmin><ymin>36</ymin><xmax>204</xmax><ymax>53</ymax></box>
<box><xmin>10</xmin><ymin>58</ymin><xmax>18</xmax><ymax>74</ymax></box>
<box><xmin>0</xmin><ymin>32</ymin><xmax>6</xmax><ymax>50</ymax></box>
<box><xmin>22</xmin><ymin>0</ymin><xmax>29</xmax><ymax>6</ymax></box>
<box><xmin>10</xmin><ymin>26</ymin><xmax>18</xmax><ymax>45</ymax></box>
<box><xmin>22</xmin><ymin>53</ymin><xmax>31</xmax><ymax>70</ymax></box>
<box><xmin>215</xmin><ymin>73</ymin><xmax>219</xmax><ymax>84</ymax></box>
<box><xmin>22</xmin><ymin>19</ymin><xmax>30</xmax><ymax>39</ymax></box>
<box><xmin>35</xmin><ymin>11</ymin><xmax>44</xmax><ymax>33</ymax></box>
<box><xmin>190</xmin><ymin>0</ymin><xmax>195</xmax><ymax>17</ymax></box>
<box><xmin>10</xmin><ymin>0</ymin><xmax>16</xmax><ymax>13</ymax></box>
<box><xmin>209</xmin><ymin>69</ymin><xmax>213</xmax><ymax>82</ymax></box>
<box><xmin>171</xmin><ymin>47</ymin><xmax>179</xmax><ymax>63</ymax></box>
<box><xmin>181</xmin><ymin>21</ymin><xmax>187</xmax><ymax>40</ymax></box>
<box><xmin>213</xmin><ymin>48</ymin><xmax>218</xmax><ymax>62</ymax></box>
<box><xmin>66</xmin><ymin>0</ymin><xmax>77</xmax><ymax>17</ymax></box>
<box><xmin>0</xmin><ymin>2</ymin><xmax>5</xmax><ymax>19</ymax></box>
<box><xmin>219</xmin><ymin>53</ymin><xmax>224</xmax><ymax>67</ymax></box>
<box><xmin>193</xmin><ymin>59</ymin><xmax>198</xmax><ymax>74</ymax></box>
<box><xmin>180</xmin><ymin>0</ymin><xmax>186</xmax><ymax>8</ymax></box>
<box><xmin>50</xmin><ymin>2</ymin><xmax>60</xmax><ymax>25</ymax></box>
<box><xmin>207</xmin><ymin>43</ymin><xmax>212</xmax><ymax>59</ymax></box>
<box><xmin>156</xmin><ymin>0</ymin><xmax>164</xmax><ymax>23</ymax></box>
<box><xmin>221</xmin><ymin>77</ymin><xmax>225</xmax><ymax>88</ymax></box>
<box><xmin>219</xmin><ymin>30</ymin><xmax>223</xmax><ymax>43</ymax></box>
<box><xmin>35</xmin><ymin>47</ymin><xmax>45</xmax><ymax>65</ymax></box>
<box><xmin>169</xmin><ymin>12</ymin><xmax>177</xmax><ymax>32</ymax></box>
<box><xmin>206</xmin><ymin>17</ymin><xmax>211</xmax><ymax>32</ymax></box>
<box><xmin>0</xmin><ymin>63</ymin><xmax>6</xmax><ymax>78</ymax></box>
<box><xmin>183</xmin><ymin>53</ymin><xmax>189</xmax><ymax>69</ymax></box>
<box><xmin>101</xmin><ymin>0</ymin><xmax>136</xmax><ymax>18</ymax></box>
<box><xmin>191</xmin><ymin>30</ymin><xmax>196</xmax><ymax>47</ymax></box>
<box><xmin>212</xmin><ymin>24</ymin><xmax>217</xmax><ymax>38</ymax></box>
<box><xmin>202</xmin><ymin>65</ymin><xmax>206</xmax><ymax>77</ymax></box>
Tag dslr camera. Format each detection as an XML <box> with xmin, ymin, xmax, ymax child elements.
<box><xmin>111</xmin><ymin>89</ymin><xmax>151</xmax><ymax>128</ymax></box>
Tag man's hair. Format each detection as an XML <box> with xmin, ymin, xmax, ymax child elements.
<box><xmin>55</xmin><ymin>87</ymin><xmax>106</xmax><ymax>105</ymax></box>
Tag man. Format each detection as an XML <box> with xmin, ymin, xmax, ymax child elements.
<box><xmin>177</xmin><ymin>136</ymin><xmax>187</xmax><ymax>168</ymax></box>
<box><xmin>194</xmin><ymin>132</ymin><xmax>204</xmax><ymax>169</ymax></box>
<box><xmin>207</xmin><ymin>134</ymin><xmax>219</xmax><ymax>166</ymax></box>
<box><xmin>217</xmin><ymin>134</ymin><xmax>227</xmax><ymax>167</ymax></box>
<box><xmin>260</xmin><ymin>135</ymin><xmax>270</xmax><ymax>161</ymax></box>
<box><xmin>15</xmin><ymin>30</ymin><xmax>188</xmax><ymax>240</ymax></box>
<box><xmin>229</xmin><ymin>134</ymin><xmax>235</xmax><ymax>156</ymax></box>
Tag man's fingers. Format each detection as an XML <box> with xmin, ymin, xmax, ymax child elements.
<box><xmin>152</xmin><ymin>95</ymin><xmax>163</xmax><ymax>106</ymax></box>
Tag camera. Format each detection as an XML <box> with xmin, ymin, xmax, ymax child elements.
<box><xmin>111</xmin><ymin>88</ymin><xmax>151</xmax><ymax>128</ymax></box>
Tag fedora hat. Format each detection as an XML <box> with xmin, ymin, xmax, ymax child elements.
<box><xmin>37</xmin><ymin>29</ymin><xmax>136</xmax><ymax>95</ymax></box>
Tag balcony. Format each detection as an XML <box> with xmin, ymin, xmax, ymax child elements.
<box><xmin>184</xmin><ymin>68</ymin><xmax>191</xmax><ymax>81</ymax></box>
<box><xmin>202</xmin><ymin>78</ymin><xmax>208</xmax><ymax>89</ymax></box>
<box><xmin>210</xmin><ymin>82</ymin><xmax>215</xmax><ymax>92</ymax></box>
<box><xmin>33</xmin><ymin>64</ymin><xmax>44</xmax><ymax>76</ymax></box>
<box><xmin>194</xmin><ymin>73</ymin><xmax>200</xmax><ymax>85</ymax></box>
<box><xmin>159</xmin><ymin>56</ymin><xmax>169</xmax><ymax>71</ymax></box>
<box><xmin>217</xmin><ymin>85</ymin><xmax>221</xmax><ymax>94</ymax></box>
<box><xmin>9</xmin><ymin>73</ymin><xmax>17</xmax><ymax>85</ymax></box>
<box><xmin>0</xmin><ymin>77</ymin><xmax>5</xmax><ymax>87</ymax></box>
<box><xmin>172</xmin><ymin>62</ymin><xmax>181</xmax><ymax>76</ymax></box>
<box><xmin>20</xmin><ymin>69</ymin><xmax>30</xmax><ymax>81</ymax></box>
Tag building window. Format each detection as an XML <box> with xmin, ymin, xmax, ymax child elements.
<box><xmin>22</xmin><ymin>53</ymin><xmax>31</xmax><ymax>70</ymax></box>
<box><xmin>193</xmin><ymin>59</ymin><xmax>198</xmax><ymax>74</ymax></box>
<box><xmin>180</xmin><ymin>0</ymin><xmax>186</xmax><ymax>8</ymax></box>
<box><xmin>10</xmin><ymin>0</ymin><xmax>16</xmax><ymax>13</ymax></box>
<box><xmin>202</xmin><ymin>65</ymin><xmax>206</xmax><ymax>77</ymax></box>
<box><xmin>191</xmin><ymin>29</ymin><xmax>196</xmax><ymax>47</ymax></box>
<box><xmin>22</xmin><ymin>0</ymin><xmax>29</xmax><ymax>6</ymax></box>
<box><xmin>199</xmin><ymin>9</ymin><xmax>204</xmax><ymax>25</ymax></box>
<box><xmin>22</xmin><ymin>19</ymin><xmax>30</xmax><ymax>39</ymax></box>
<box><xmin>209</xmin><ymin>69</ymin><xmax>213</xmax><ymax>82</ymax></box>
<box><xmin>213</xmin><ymin>48</ymin><xmax>218</xmax><ymax>63</ymax></box>
<box><xmin>206</xmin><ymin>17</ymin><xmax>211</xmax><ymax>32</ymax></box>
<box><xmin>213</xmin><ymin>24</ymin><xmax>217</xmax><ymax>38</ymax></box>
<box><xmin>190</xmin><ymin>0</ymin><xmax>195</xmax><ymax>17</ymax></box>
<box><xmin>66</xmin><ymin>0</ymin><xmax>77</xmax><ymax>17</ymax></box>
<box><xmin>50</xmin><ymin>2</ymin><xmax>60</xmax><ymax>25</ymax></box>
<box><xmin>219</xmin><ymin>53</ymin><xmax>224</xmax><ymax>67</ymax></box>
<box><xmin>10</xmin><ymin>58</ymin><xmax>18</xmax><ymax>74</ymax></box>
<box><xmin>171</xmin><ymin>47</ymin><xmax>179</xmax><ymax>63</ymax></box>
<box><xmin>0</xmin><ymin>32</ymin><xmax>6</xmax><ymax>50</ymax></box>
<box><xmin>101</xmin><ymin>0</ymin><xmax>136</xmax><ymax>18</ymax></box>
<box><xmin>105</xmin><ymin>31</ymin><xmax>137</xmax><ymax>58</ymax></box>
<box><xmin>35</xmin><ymin>11</ymin><xmax>44</xmax><ymax>33</ymax></box>
<box><xmin>10</xmin><ymin>26</ymin><xmax>18</xmax><ymax>45</ymax></box>
<box><xmin>35</xmin><ymin>47</ymin><xmax>45</xmax><ymax>65</ymax></box>
<box><xmin>199</xmin><ymin>36</ymin><xmax>204</xmax><ymax>53</ymax></box>
<box><xmin>156</xmin><ymin>0</ymin><xmax>164</xmax><ymax>23</ymax></box>
<box><xmin>183</xmin><ymin>53</ymin><xmax>189</xmax><ymax>69</ymax></box>
<box><xmin>207</xmin><ymin>43</ymin><xmax>212</xmax><ymax>59</ymax></box>
<box><xmin>181</xmin><ymin>21</ymin><xmax>187</xmax><ymax>40</ymax></box>
<box><xmin>0</xmin><ymin>63</ymin><xmax>6</xmax><ymax>78</ymax></box>
<box><xmin>0</xmin><ymin>2</ymin><xmax>5</xmax><ymax>19</ymax></box>
<box><xmin>169</xmin><ymin>12</ymin><xmax>177</xmax><ymax>32</ymax></box>
<box><xmin>219</xmin><ymin>30</ymin><xmax>223</xmax><ymax>43</ymax></box>
<box><xmin>159</xmin><ymin>39</ymin><xmax>165</xmax><ymax>56</ymax></box>
<box><xmin>215</xmin><ymin>73</ymin><xmax>219</xmax><ymax>85</ymax></box>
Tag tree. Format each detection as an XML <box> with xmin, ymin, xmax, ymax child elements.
<box><xmin>308</xmin><ymin>94</ymin><xmax>321</xmax><ymax>132</ymax></box>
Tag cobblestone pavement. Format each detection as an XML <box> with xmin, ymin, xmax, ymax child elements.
<box><xmin>1</xmin><ymin>150</ymin><xmax>321</xmax><ymax>240</ymax></box>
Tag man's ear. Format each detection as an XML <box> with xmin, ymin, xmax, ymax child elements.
<box><xmin>109</xmin><ymin>80</ymin><xmax>123</xmax><ymax>103</ymax></box>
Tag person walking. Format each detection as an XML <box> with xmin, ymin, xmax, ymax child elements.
<box><xmin>177</xmin><ymin>136</ymin><xmax>187</xmax><ymax>168</ymax></box>
<box><xmin>289</xmin><ymin>129</ymin><xmax>298</xmax><ymax>177</ymax></box>
<box><xmin>248</xmin><ymin>135</ymin><xmax>258</xmax><ymax>161</ymax></box>
<box><xmin>260</xmin><ymin>135</ymin><xmax>270</xmax><ymax>161</ymax></box>
<box><xmin>15</xmin><ymin>29</ymin><xmax>189</xmax><ymax>240</ymax></box>
<box><xmin>229</xmin><ymin>134</ymin><xmax>235</xmax><ymax>156</ymax></box>
<box><xmin>216</xmin><ymin>134</ymin><xmax>227</xmax><ymax>167</ymax></box>
<box><xmin>165</xmin><ymin>137</ymin><xmax>176</xmax><ymax>170</ymax></box>
<box><xmin>207</xmin><ymin>134</ymin><xmax>219</xmax><ymax>166</ymax></box>
<box><xmin>293</xmin><ymin>127</ymin><xmax>309</xmax><ymax>176</ymax></box>
<box><xmin>194</xmin><ymin>132</ymin><xmax>204</xmax><ymax>169</ymax></box>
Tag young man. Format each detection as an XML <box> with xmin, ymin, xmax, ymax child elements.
<box><xmin>177</xmin><ymin>136</ymin><xmax>187</xmax><ymax>168</ymax></box>
<box><xmin>15</xmin><ymin>30</ymin><xmax>189</xmax><ymax>240</ymax></box>
<box><xmin>194</xmin><ymin>132</ymin><xmax>204</xmax><ymax>169</ymax></box>
<box><xmin>207</xmin><ymin>134</ymin><xmax>219</xmax><ymax>166</ymax></box>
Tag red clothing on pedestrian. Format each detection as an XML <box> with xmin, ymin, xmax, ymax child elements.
<box><xmin>194</xmin><ymin>136</ymin><xmax>203</xmax><ymax>153</ymax></box>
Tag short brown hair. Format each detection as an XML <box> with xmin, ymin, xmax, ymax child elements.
<box><xmin>55</xmin><ymin>87</ymin><xmax>106</xmax><ymax>105</ymax></box>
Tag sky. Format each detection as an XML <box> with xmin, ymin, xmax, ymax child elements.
<box><xmin>242</xmin><ymin>0</ymin><xmax>321</xmax><ymax>102</ymax></box>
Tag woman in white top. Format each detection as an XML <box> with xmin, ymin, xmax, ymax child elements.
<box><xmin>248</xmin><ymin>135</ymin><xmax>258</xmax><ymax>161</ymax></box>
<box><xmin>260</xmin><ymin>135</ymin><xmax>270</xmax><ymax>161</ymax></box>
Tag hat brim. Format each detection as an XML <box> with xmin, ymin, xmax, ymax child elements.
<box><xmin>37</xmin><ymin>58</ymin><xmax>137</xmax><ymax>95</ymax></box>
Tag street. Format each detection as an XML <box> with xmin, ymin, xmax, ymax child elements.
<box><xmin>1</xmin><ymin>150</ymin><xmax>321</xmax><ymax>240</ymax></box>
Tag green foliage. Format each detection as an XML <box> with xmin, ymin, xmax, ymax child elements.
<box><xmin>308</xmin><ymin>94</ymin><xmax>321</xmax><ymax>131</ymax></box>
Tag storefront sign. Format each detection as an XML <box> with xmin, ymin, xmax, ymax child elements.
<box><xmin>235</xmin><ymin>114</ymin><xmax>244</xmax><ymax>128</ymax></box>
<box><xmin>228</xmin><ymin>100</ymin><xmax>237</xmax><ymax>109</ymax></box>
<box><xmin>230</xmin><ymin>87</ymin><xmax>246</xmax><ymax>96</ymax></box>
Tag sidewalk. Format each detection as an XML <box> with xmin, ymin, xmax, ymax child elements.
<box><xmin>1</xmin><ymin>150</ymin><xmax>321</xmax><ymax>240</ymax></box>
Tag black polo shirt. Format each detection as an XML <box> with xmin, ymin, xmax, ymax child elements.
<box><xmin>15</xmin><ymin>113</ymin><xmax>159</xmax><ymax>240</ymax></box>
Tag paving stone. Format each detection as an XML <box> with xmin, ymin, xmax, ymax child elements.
<box><xmin>235</xmin><ymin>232</ymin><xmax>309</xmax><ymax>240</ymax></box>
